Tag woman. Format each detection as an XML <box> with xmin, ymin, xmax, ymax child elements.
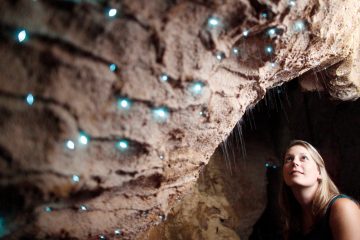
<box><xmin>280</xmin><ymin>140</ymin><xmax>360</xmax><ymax>240</ymax></box>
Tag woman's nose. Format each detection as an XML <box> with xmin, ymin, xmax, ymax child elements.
<box><xmin>292</xmin><ymin>157</ymin><xmax>301</xmax><ymax>166</ymax></box>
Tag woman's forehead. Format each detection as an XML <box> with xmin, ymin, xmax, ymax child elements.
<box><xmin>286</xmin><ymin>145</ymin><xmax>308</xmax><ymax>154</ymax></box>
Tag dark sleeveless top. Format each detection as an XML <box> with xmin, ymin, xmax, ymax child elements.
<box><xmin>289</xmin><ymin>194</ymin><xmax>355</xmax><ymax>240</ymax></box>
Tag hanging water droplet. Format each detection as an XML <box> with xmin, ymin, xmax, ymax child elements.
<box><xmin>117</xmin><ymin>97</ymin><xmax>132</xmax><ymax>111</ymax></box>
<box><xmin>264</xmin><ymin>45</ymin><xmax>274</xmax><ymax>55</ymax></box>
<box><xmin>207</xmin><ymin>16</ymin><xmax>221</xmax><ymax>28</ymax></box>
<box><xmin>108</xmin><ymin>8</ymin><xmax>117</xmax><ymax>17</ymax></box>
<box><xmin>188</xmin><ymin>81</ymin><xmax>205</xmax><ymax>96</ymax></box>
<box><xmin>288</xmin><ymin>0</ymin><xmax>296</xmax><ymax>7</ymax></box>
<box><xmin>79</xmin><ymin>205</ymin><xmax>88</xmax><ymax>211</ymax></box>
<box><xmin>293</xmin><ymin>19</ymin><xmax>306</xmax><ymax>32</ymax></box>
<box><xmin>159</xmin><ymin>73</ymin><xmax>169</xmax><ymax>82</ymax></box>
<box><xmin>17</xmin><ymin>30</ymin><xmax>27</xmax><ymax>43</ymax></box>
<box><xmin>71</xmin><ymin>175</ymin><xmax>80</xmax><ymax>183</ymax></box>
<box><xmin>231</xmin><ymin>47</ymin><xmax>240</xmax><ymax>56</ymax></box>
<box><xmin>44</xmin><ymin>206</ymin><xmax>52</xmax><ymax>212</ymax></box>
<box><xmin>266</xmin><ymin>27</ymin><xmax>277</xmax><ymax>38</ymax></box>
<box><xmin>214</xmin><ymin>51</ymin><xmax>225</xmax><ymax>62</ymax></box>
<box><xmin>109</xmin><ymin>63</ymin><xmax>117</xmax><ymax>72</ymax></box>
<box><xmin>242</xmin><ymin>29</ymin><xmax>250</xmax><ymax>37</ymax></box>
<box><xmin>25</xmin><ymin>93</ymin><xmax>35</xmax><ymax>105</ymax></box>
<box><xmin>152</xmin><ymin>106</ymin><xmax>170</xmax><ymax>123</ymax></box>
<box><xmin>116</xmin><ymin>139</ymin><xmax>129</xmax><ymax>151</ymax></box>
<box><xmin>65</xmin><ymin>140</ymin><xmax>75</xmax><ymax>150</ymax></box>
<box><xmin>114</xmin><ymin>229</ymin><xmax>122</xmax><ymax>236</ymax></box>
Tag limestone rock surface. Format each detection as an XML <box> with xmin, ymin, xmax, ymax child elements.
<box><xmin>0</xmin><ymin>0</ymin><xmax>359</xmax><ymax>239</ymax></box>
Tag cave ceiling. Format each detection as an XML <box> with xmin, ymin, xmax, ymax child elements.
<box><xmin>0</xmin><ymin>0</ymin><xmax>359</xmax><ymax>239</ymax></box>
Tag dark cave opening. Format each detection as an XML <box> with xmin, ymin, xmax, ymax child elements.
<box><xmin>224</xmin><ymin>79</ymin><xmax>360</xmax><ymax>239</ymax></box>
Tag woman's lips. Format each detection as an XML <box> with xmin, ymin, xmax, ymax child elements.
<box><xmin>290</xmin><ymin>170</ymin><xmax>304</xmax><ymax>175</ymax></box>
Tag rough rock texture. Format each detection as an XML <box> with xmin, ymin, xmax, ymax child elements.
<box><xmin>137</xmin><ymin>132</ymin><xmax>271</xmax><ymax>240</ymax></box>
<box><xmin>0</xmin><ymin>0</ymin><xmax>359</xmax><ymax>239</ymax></box>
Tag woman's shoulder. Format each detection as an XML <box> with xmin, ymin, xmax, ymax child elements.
<box><xmin>329</xmin><ymin>195</ymin><xmax>360</xmax><ymax>239</ymax></box>
<box><xmin>326</xmin><ymin>194</ymin><xmax>357</xmax><ymax>211</ymax></box>
<box><xmin>331</xmin><ymin>197</ymin><xmax>359</xmax><ymax>213</ymax></box>
<box><xmin>329</xmin><ymin>194</ymin><xmax>359</xmax><ymax>219</ymax></box>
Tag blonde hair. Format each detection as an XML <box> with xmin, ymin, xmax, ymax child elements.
<box><xmin>280</xmin><ymin>140</ymin><xmax>339</xmax><ymax>239</ymax></box>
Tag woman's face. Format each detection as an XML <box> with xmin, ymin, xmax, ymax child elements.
<box><xmin>283</xmin><ymin>145</ymin><xmax>322</xmax><ymax>188</ymax></box>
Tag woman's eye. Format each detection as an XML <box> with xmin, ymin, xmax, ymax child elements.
<box><xmin>285</xmin><ymin>157</ymin><xmax>293</xmax><ymax>162</ymax></box>
<box><xmin>301</xmin><ymin>156</ymin><xmax>308</xmax><ymax>161</ymax></box>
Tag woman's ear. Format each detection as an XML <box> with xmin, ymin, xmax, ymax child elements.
<box><xmin>317</xmin><ymin>168</ymin><xmax>322</xmax><ymax>180</ymax></box>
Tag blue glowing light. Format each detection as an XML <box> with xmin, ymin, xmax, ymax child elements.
<box><xmin>109</xmin><ymin>64</ymin><xmax>117</xmax><ymax>72</ymax></box>
<box><xmin>231</xmin><ymin>47</ymin><xmax>240</xmax><ymax>56</ymax></box>
<box><xmin>17</xmin><ymin>29</ymin><xmax>27</xmax><ymax>43</ymax></box>
<box><xmin>116</xmin><ymin>139</ymin><xmax>129</xmax><ymax>151</ymax></box>
<box><xmin>214</xmin><ymin>51</ymin><xmax>225</xmax><ymax>61</ymax></box>
<box><xmin>152</xmin><ymin>106</ymin><xmax>170</xmax><ymax>123</ymax></box>
<box><xmin>114</xmin><ymin>229</ymin><xmax>122</xmax><ymax>236</ymax></box>
<box><xmin>0</xmin><ymin>217</ymin><xmax>5</xmax><ymax>237</ymax></box>
<box><xmin>117</xmin><ymin>97</ymin><xmax>132</xmax><ymax>111</ymax></box>
<box><xmin>207</xmin><ymin>16</ymin><xmax>221</xmax><ymax>28</ymax></box>
<box><xmin>26</xmin><ymin>93</ymin><xmax>35</xmax><ymax>105</ymax></box>
<box><xmin>242</xmin><ymin>29</ymin><xmax>250</xmax><ymax>37</ymax></box>
<box><xmin>79</xmin><ymin>135</ymin><xmax>88</xmax><ymax>145</ymax></box>
<box><xmin>266</xmin><ymin>28</ymin><xmax>277</xmax><ymax>38</ymax></box>
<box><xmin>159</xmin><ymin>73</ymin><xmax>169</xmax><ymax>82</ymax></box>
<box><xmin>44</xmin><ymin>206</ymin><xmax>52</xmax><ymax>212</ymax></box>
<box><xmin>270</xmin><ymin>62</ymin><xmax>278</xmax><ymax>68</ymax></box>
<box><xmin>288</xmin><ymin>0</ymin><xmax>296</xmax><ymax>7</ymax></box>
<box><xmin>265</xmin><ymin>163</ymin><xmax>269</xmax><ymax>168</ymax></box>
<box><xmin>78</xmin><ymin>132</ymin><xmax>89</xmax><ymax>145</ymax></box>
<box><xmin>79</xmin><ymin>205</ymin><xmax>88</xmax><ymax>211</ymax></box>
<box><xmin>264</xmin><ymin>45</ymin><xmax>274</xmax><ymax>55</ymax></box>
<box><xmin>260</xmin><ymin>11</ymin><xmax>268</xmax><ymax>19</ymax></box>
<box><xmin>66</xmin><ymin>140</ymin><xmax>75</xmax><ymax>150</ymax></box>
<box><xmin>72</xmin><ymin>175</ymin><xmax>80</xmax><ymax>183</ymax></box>
<box><xmin>108</xmin><ymin>8</ymin><xmax>117</xmax><ymax>17</ymax></box>
<box><xmin>189</xmin><ymin>81</ymin><xmax>205</xmax><ymax>96</ymax></box>
<box><xmin>293</xmin><ymin>19</ymin><xmax>306</xmax><ymax>32</ymax></box>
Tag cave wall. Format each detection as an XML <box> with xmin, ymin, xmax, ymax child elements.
<box><xmin>141</xmin><ymin>80</ymin><xmax>359</xmax><ymax>240</ymax></box>
<box><xmin>0</xmin><ymin>0</ymin><xmax>360</xmax><ymax>239</ymax></box>
<box><xmin>138</xmin><ymin>134</ymin><xmax>273</xmax><ymax>240</ymax></box>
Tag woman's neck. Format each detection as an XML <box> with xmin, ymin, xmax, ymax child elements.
<box><xmin>291</xmin><ymin>183</ymin><xmax>319</xmax><ymax>213</ymax></box>
<box><xmin>291</xmin><ymin>184</ymin><xmax>320</xmax><ymax>233</ymax></box>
